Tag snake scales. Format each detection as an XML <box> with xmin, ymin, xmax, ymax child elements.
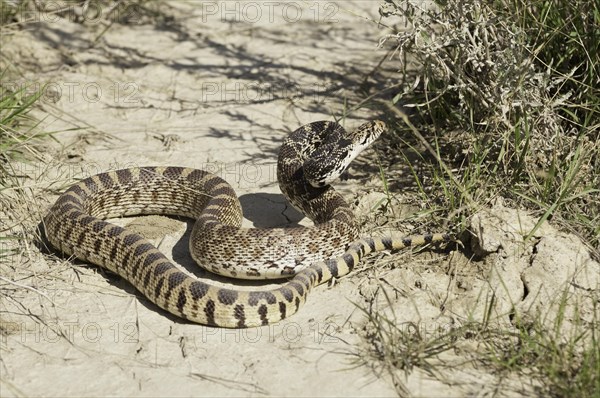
<box><xmin>44</xmin><ymin>120</ymin><xmax>450</xmax><ymax>328</ymax></box>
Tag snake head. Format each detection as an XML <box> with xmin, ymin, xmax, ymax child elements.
<box><xmin>305</xmin><ymin>120</ymin><xmax>386</xmax><ymax>187</ymax></box>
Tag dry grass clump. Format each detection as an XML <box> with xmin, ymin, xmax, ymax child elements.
<box><xmin>0</xmin><ymin>81</ymin><xmax>47</xmax><ymax>268</ymax></box>
<box><xmin>378</xmin><ymin>0</ymin><xmax>599</xmax><ymax>249</ymax></box>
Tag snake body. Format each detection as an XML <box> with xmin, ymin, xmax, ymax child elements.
<box><xmin>44</xmin><ymin>121</ymin><xmax>450</xmax><ymax>328</ymax></box>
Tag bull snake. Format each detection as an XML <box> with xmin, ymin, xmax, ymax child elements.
<box><xmin>44</xmin><ymin>120</ymin><xmax>451</xmax><ymax>328</ymax></box>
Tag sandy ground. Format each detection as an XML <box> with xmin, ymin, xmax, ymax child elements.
<box><xmin>1</xmin><ymin>1</ymin><xmax>599</xmax><ymax>397</ymax></box>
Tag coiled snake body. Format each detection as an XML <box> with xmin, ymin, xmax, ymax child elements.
<box><xmin>44</xmin><ymin>120</ymin><xmax>450</xmax><ymax>328</ymax></box>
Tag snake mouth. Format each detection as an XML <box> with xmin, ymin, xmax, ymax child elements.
<box><xmin>308</xmin><ymin>177</ymin><xmax>329</xmax><ymax>188</ymax></box>
<box><xmin>304</xmin><ymin>120</ymin><xmax>387</xmax><ymax>188</ymax></box>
